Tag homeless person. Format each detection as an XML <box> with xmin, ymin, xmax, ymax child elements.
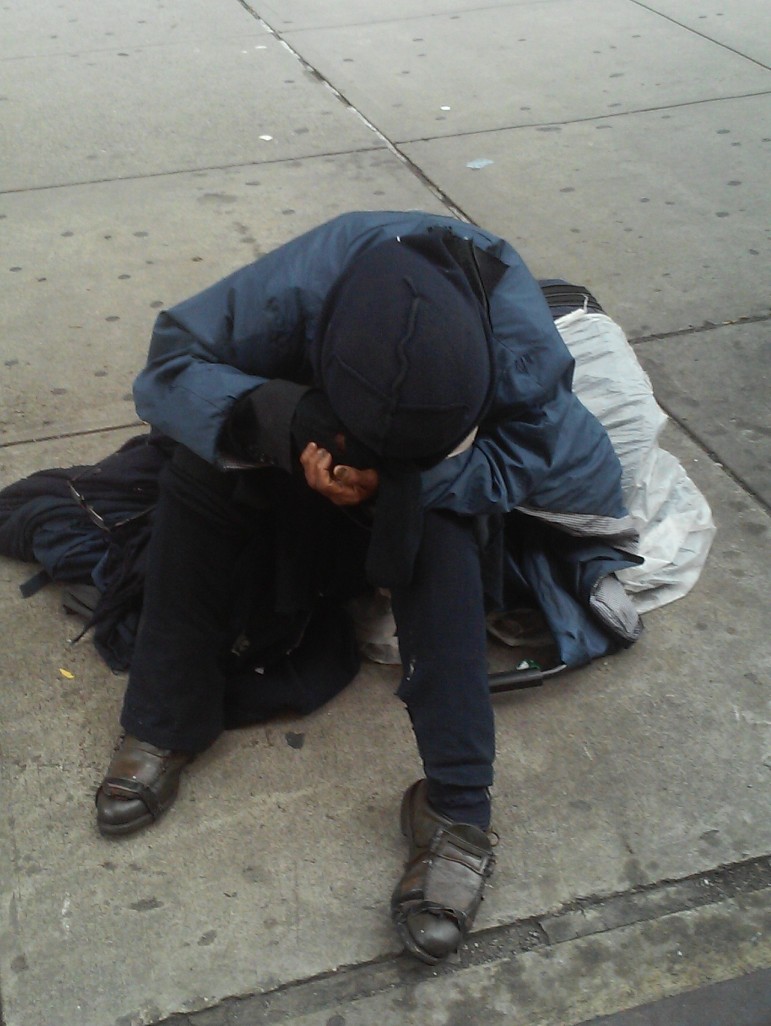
<box><xmin>93</xmin><ymin>210</ymin><xmax>643</xmax><ymax>965</ymax></box>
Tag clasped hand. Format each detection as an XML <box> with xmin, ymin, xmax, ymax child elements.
<box><xmin>300</xmin><ymin>442</ymin><xmax>379</xmax><ymax>506</ymax></box>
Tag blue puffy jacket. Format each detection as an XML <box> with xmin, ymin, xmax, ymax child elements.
<box><xmin>133</xmin><ymin>211</ymin><xmax>641</xmax><ymax>665</ymax></box>
<box><xmin>135</xmin><ymin>211</ymin><xmax>624</xmax><ymax>518</ymax></box>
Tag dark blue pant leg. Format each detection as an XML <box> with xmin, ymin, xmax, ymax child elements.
<box><xmin>391</xmin><ymin>510</ymin><xmax>495</xmax><ymax>804</ymax></box>
<box><xmin>120</xmin><ymin>447</ymin><xmax>257</xmax><ymax>752</ymax></box>
<box><xmin>120</xmin><ymin>446</ymin><xmax>369</xmax><ymax>751</ymax></box>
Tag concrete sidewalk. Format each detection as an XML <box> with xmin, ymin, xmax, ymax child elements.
<box><xmin>1</xmin><ymin>2</ymin><xmax>769</xmax><ymax>1024</ymax></box>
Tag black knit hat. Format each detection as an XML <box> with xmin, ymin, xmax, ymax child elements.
<box><xmin>313</xmin><ymin>236</ymin><xmax>493</xmax><ymax>466</ymax></box>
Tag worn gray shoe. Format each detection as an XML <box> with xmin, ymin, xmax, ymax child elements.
<box><xmin>391</xmin><ymin>779</ymin><xmax>495</xmax><ymax>964</ymax></box>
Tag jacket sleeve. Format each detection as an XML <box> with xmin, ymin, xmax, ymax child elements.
<box><xmin>420</xmin><ymin>384</ymin><xmax>571</xmax><ymax>515</ymax></box>
<box><xmin>132</xmin><ymin>220</ymin><xmax>353</xmax><ymax>464</ymax></box>
<box><xmin>133</xmin><ymin>212</ymin><xmax>434</xmax><ymax>464</ymax></box>
<box><xmin>420</xmin><ymin>236</ymin><xmax>579</xmax><ymax>515</ymax></box>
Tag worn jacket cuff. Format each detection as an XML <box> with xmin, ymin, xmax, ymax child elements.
<box><xmin>225</xmin><ymin>379</ymin><xmax>311</xmax><ymax>472</ymax></box>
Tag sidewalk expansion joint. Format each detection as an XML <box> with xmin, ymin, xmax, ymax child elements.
<box><xmin>0</xmin><ymin>421</ymin><xmax>144</xmax><ymax>451</ymax></box>
<box><xmin>394</xmin><ymin>89</ymin><xmax>771</xmax><ymax>147</ymax></box>
<box><xmin>235</xmin><ymin>0</ymin><xmax>472</xmax><ymax>227</ymax></box>
<box><xmin>630</xmin><ymin>312</ymin><xmax>771</xmax><ymax>345</ymax></box>
<box><xmin>157</xmin><ymin>854</ymin><xmax>771</xmax><ymax>1025</ymax></box>
<box><xmin>629</xmin><ymin>0</ymin><xmax>771</xmax><ymax>71</ymax></box>
<box><xmin>631</xmin><ymin>313</ymin><xmax>771</xmax><ymax>512</ymax></box>
<box><xmin>0</xmin><ymin>146</ymin><xmax>388</xmax><ymax>197</ymax></box>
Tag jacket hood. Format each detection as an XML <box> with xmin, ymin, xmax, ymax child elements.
<box><xmin>312</xmin><ymin>234</ymin><xmax>494</xmax><ymax>465</ymax></box>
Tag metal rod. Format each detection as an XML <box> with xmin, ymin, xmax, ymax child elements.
<box><xmin>488</xmin><ymin>663</ymin><xmax>568</xmax><ymax>694</ymax></box>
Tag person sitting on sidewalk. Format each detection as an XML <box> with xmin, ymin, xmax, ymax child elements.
<box><xmin>94</xmin><ymin>210</ymin><xmax>641</xmax><ymax>964</ymax></box>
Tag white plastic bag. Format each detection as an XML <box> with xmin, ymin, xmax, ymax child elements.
<box><xmin>557</xmin><ymin>310</ymin><xmax>716</xmax><ymax>612</ymax></box>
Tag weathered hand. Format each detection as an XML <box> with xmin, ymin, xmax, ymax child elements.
<box><xmin>300</xmin><ymin>442</ymin><xmax>379</xmax><ymax>506</ymax></box>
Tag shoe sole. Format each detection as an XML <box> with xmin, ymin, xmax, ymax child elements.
<box><xmin>97</xmin><ymin>810</ymin><xmax>156</xmax><ymax>838</ymax></box>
